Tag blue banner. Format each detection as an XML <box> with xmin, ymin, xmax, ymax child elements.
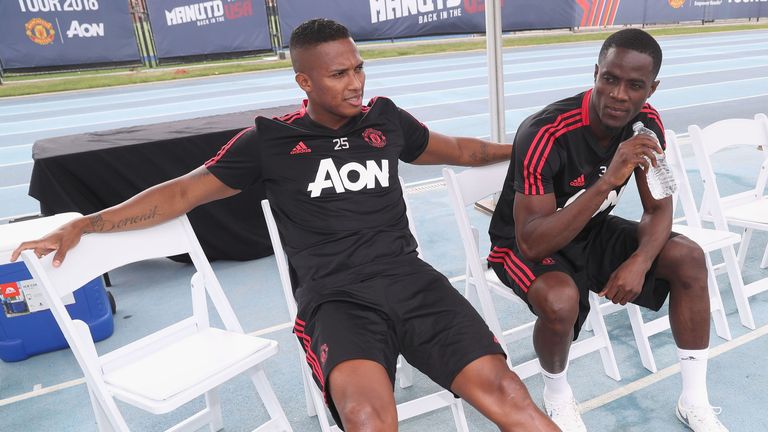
<box><xmin>147</xmin><ymin>0</ymin><xmax>272</xmax><ymax>59</ymax></box>
<box><xmin>278</xmin><ymin>0</ymin><xmax>483</xmax><ymax>43</ymax></box>
<box><xmin>278</xmin><ymin>0</ymin><xmax>766</xmax><ymax>44</ymax></box>
<box><xmin>0</xmin><ymin>0</ymin><xmax>140</xmax><ymax>69</ymax></box>
<box><xmin>503</xmin><ymin>0</ymin><xmax>577</xmax><ymax>30</ymax></box>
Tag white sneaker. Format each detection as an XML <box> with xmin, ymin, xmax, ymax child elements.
<box><xmin>543</xmin><ymin>394</ymin><xmax>587</xmax><ymax>432</ymax></box>
<box><xmin>676</xmin><ymin>399</ymin><xmax>728</xmax><ymax>432</ymax></box>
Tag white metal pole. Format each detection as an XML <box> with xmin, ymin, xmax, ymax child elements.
<box><xmin>485</xmin><ymin>0</ymin><xmax>506</xmax><ymax>143</ymax></box>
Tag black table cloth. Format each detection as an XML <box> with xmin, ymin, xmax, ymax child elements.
<box><xmin>30</xmin><ymin>105</ymin><xmax>297</xmax><ymax>261</ymax></box>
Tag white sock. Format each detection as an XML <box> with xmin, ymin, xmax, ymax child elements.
<box><xmin>678</xmin><ymin>347</ymin><xmax>710</xmax><ymax>408</ymax></box>
<box><xmin>541</xmin><ymin>363</ymin><xmax>573</xmax><ymax>402</ymax></box>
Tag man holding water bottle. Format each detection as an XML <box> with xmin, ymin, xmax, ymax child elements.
<box><xmin>487</xmin><ymin>28</ymin><xmax>727</xmax><ymax>432</ymax></box>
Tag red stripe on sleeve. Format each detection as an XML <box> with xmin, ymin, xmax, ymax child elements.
<box><xmin>204</xmin><ymin>127</ymin><xmax>254</xmax><ymax>168</ymax></box>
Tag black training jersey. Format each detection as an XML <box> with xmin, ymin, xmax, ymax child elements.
<box><xmin>489</xmin><ymin>89</ymin><xmax>665</xmax><ymax>247</ymax></box>
<box><xmin>205</xmin><ymin>97</ymin><xmax>429</xmax><ymax>299</ymax></box>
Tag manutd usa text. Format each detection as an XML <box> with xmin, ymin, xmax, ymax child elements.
<box><xmin>308</xmin><ymin>159</ymin><xmax>389</xmax><ymax>198</ymax></box>
<box><xmin>370</xmin><ymin>0</ymin><xmax>461</xmax><ymax>23</ymax></box>
<box><xmin>166</xmin><ymin>1</ymin><xmax>223</xmax><ymax>26</ymax></box>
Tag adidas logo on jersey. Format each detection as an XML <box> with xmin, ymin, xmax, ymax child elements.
<box><xmin>569</xmin><ymin>174</ymin><xmax>585</xmax><ymax>187</ymax></box>
<box><xmin>290</xmin><ymin>142</ymin><xmax>312</xmax><ymax>155</ymax></box>
<box><xmin>307</xmin><ymin>158</ymin><xmax>389</xmax><ymax>198</ymax></box>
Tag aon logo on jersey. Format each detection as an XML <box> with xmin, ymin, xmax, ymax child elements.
<box><xmin>308</xmin><ymin>158</ymin><xmax>389</xmax><ymax>197</ymax></box>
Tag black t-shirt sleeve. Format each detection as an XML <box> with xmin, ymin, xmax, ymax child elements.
<box><xmin>396</xmin><ymin>105</ymin><xmax>430</xmax><ymax>163</ymax></box>
<box><xmin>204</xmin><ymin>126</ymin><xmax>262</xmax><ymax>190</ymax></box>
<box><xmin>641</xmin><ymin>104</ymin><xmax>666</xmax><ymax>150</ymax></box>
<box><xmin>513</xmin><ymin>118</ymin><xmax>561</xmax><ymax>195</ymax></box>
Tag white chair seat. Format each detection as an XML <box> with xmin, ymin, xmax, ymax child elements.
<box><xmin>671</xmin><ymin>224</ymin><xmax>741</xmax><ymax>250</ymax></box>
<box><xmin>105</xmin><ymin>328</ymin><xmax>275</xmax><ymax>403</ymax></box>
<box><xmin>723</xmin><ymin>198</ymin><xmax>768</xmax><ymax>226</ymax></box>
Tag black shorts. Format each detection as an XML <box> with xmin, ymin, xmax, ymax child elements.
<box><xmin>488</xmin><ymin>215</ymin><xmax>678</xmax><ymax>339</ymax></box>
<box><xmin>294</xmin><ymin>258</ymin><xmax>505</xmax><ymax>429</ymax></box>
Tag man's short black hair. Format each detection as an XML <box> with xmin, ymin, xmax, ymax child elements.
<box><xmin>598</xmin><ymin>28</ymin><xmax>662</xmax><ymax>78</ymax></box>
<box><xmin>289</xmin><ymin>18</ymin><xmax>351</xmax><ymax>51</ymax></box>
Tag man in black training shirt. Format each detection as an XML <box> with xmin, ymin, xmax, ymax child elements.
<box><xmin>13</xmin><ymin>19</ymin><xmax>558</xmax><ymax>432</ymax></box>
<box><xmin>488</xmin><ymin>29</ymin><xmax>728</xmax><ymax>432</ymax></box>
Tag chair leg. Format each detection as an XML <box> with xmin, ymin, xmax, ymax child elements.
<box><xmin>736</xmin><ymin>228</ymin><xmax>753</xmax><ymax>270</ymax></box>
<box><xmin>586</xmin><ymin>293</ymin><xmax>621</xmax><ymax>381</ymax></box>
<box><xmin>301</xmin><ymin>366</ymin><xmax>318</xmax><ymax>417</ymax></box>
<box><xmin>705</xmin><ymin>254</ymin><xmax>732</xmax><ymax>341</ymax></box>
<box><xmin>248</xmin><ymin>368</ymin><xmax>293</xmax><ymax>432</ymax></box>
<box><xmin>87</xmin><ymin>387</ymin><xmax>128</xmax><ymax>432</ymax></box>
<box><xmin>723</xmin><ymin>244</ymin><xmax>756</xmax><ymax>329</ymax></box>
<box><xmin>301</xmin><ymin>366</ymin><xmax>337</xmax><ymax>432</ymax></box>
<box><xmin>625</xmin><ymin>304</ymin><xmax>659</xmax><ymax>373</ymax></box>
<box><xmin>450</xmin><ymin>398</ymin><xmax>470</xmax><ymax>432</ymax></box>
<box><xmin>761</xmin><ymin>243</ymin><xmax>768</xmax><ymax>269</ymax></box>
<box><xmin>205</xmin><ymin>389</ymin><xmax>224</xmax><ymax>432</ymax></box>
<box><xmin>397</xmin><ymin>356</ymin><xmax>414</xmax><ymax>389</ymax></box>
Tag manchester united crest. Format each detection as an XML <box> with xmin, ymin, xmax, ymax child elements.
<box><xmin>668</xmin><ymin>0</ymin><xmax>685</xmax><ymax>8</ymax></box>
<box><xmin>362</xmin><ymin>128</ymin><xmax>387</xmax><ymax>148</ymax></box>
<box><xmin>320</xmin><ymin>344</ymin><xmax>329</xmax><ymax>365</ymax></box>
<box><xmin>25</xmin><ymin>18</ymin><xmax>56</xmax><ymax>45</ymax></box>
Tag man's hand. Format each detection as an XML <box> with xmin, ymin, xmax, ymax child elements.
<box><xmin>601</xmin><ymin>134</ymin><xmax>663</xmax><ymax>189</ymax></box>
<box><xmin>10</xmin><ymin>219</ymin><xmax>87</xmax><ymax>267</ymax></box>
<box><xmin>598</xmin><ymin>254</ymin><xmax>650</xmax><ymax>305</ymax></box>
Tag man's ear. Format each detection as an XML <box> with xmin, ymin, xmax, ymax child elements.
<box><xmin>295</xmin><ymin>72</ymin><xmax>311</xmax><ymax>93</ymax></box>
<box><xmin>593</xmin><ymin>64</ymin><xmax>599</xmax><ymax>82</ymax></box>
<box><xmin>648</xmin><ymin>79</ymin><xmax>660</xmax><ymax>98</ymax></box>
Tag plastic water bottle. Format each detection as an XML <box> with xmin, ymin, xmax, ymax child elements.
<box><xmin>632</xmin><ymin>121</ymin><xmax>677</xmax><ymax>200</ymax></box>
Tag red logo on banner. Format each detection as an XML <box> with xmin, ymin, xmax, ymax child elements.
<box><xmin>1</xmin><ymin>283</ymin><xmax>21</xmax><ymax>299</ymax></box>
<box><xmin>464</xmin><ymin>0</ymin><xmax>506</xmax><ymax>14</ymax></box>
<box><xmin>25</xmin><ymin>18</ymin><xmax>56</xmax><ymax>46</ymax></box>
<box><xmin>575</xmin><ymin>0</ymin><xmax>622</xmax><ymax>27</ymax></box>
<box><xmin>224</xmin><ymin>0</ymin><xmax>253</xmax><ymax>20</ymax></box>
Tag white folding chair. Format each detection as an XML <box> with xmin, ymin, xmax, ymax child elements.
<box><xmin>689</xmin><ymin>114</ymin><xmax>768</xmax><ymax>329</ymax></box>
<box><xmin>21</xmin><ymin>215</ymin><xmax>292</xmax><ymax>432</ymax></box>
<box><xmin>260</xmin><ymin>177</ymin><xmax>469</xmax><ymax>432</ymax></box>
<box><xmin>442</xmin><ymin>163</ymin><xmax>621</xmax><ymax>381</ymax></box>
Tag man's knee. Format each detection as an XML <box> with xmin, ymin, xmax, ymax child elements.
<box><xmin>336</xmin><ymin>399</ymin><xmax>397</xmax><ymax>431</ymax></box>
<box><xmin>329</xmin><ymin>359</ymin><xmax>397</xmax><ymax>431</ymax></box>
<box><xmin>494</xmin><ymin>371</ymin><xmax>539</xmax><ymax>410</ymax></box>
<box><xmin>529</xmin><ymin>273</ymin><xmax>580</xmax><ymax>328</ymax></box>
<box><xmin>662</xmin><ymin>236</ymin><xmax>707</xmax><ymax>290</ymax></box>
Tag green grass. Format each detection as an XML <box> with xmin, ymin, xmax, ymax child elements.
<box><xmin>1</xmin><ymin>22</ymin><xmax>766</xmax><ymax>98</ymax></box>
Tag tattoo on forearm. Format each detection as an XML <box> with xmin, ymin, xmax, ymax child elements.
<box><xmin>480</xmin><ymin>142</ymin><xmax>489</xmax><ymax>162</ymax></box>
<box><xmin>88</xmin><ymin>214</ymin><xmax>106</xmax><ymax>232</ymax></box>
<box><xmin>88</xmin><ymin>206</ymin><xmax>161</xmax><ymax>233</ymax></box>
<box><xmin>469</xmin><ymin>142</ymin><xmax>491</xmax><ymax>163</ymax></box>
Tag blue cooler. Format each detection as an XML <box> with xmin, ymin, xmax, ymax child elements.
<box><xmin>0</xmin><ymin>213</ymin><xmax>114</xmax><ymax>362</ymax></box>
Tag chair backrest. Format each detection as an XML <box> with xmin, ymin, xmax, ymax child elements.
<box><xmin>688</xmin><ymin>114</ymin><xmax>768</xmax><ymax>229</ymax></box>
<box><xmin>664</xmin><ymin>130</ymin><xmax>705</xmax><ymax>229</ymax></box>
<box><xmin>21</xmin><ymin>215</ymin><xmax>244</xmax><ymax>349</ymax></box>
<box><xmin>261</xmin><ymin>177</ymin><xmax>421</xmax><ymax>319</ymax></box>
<box><xmin>442</xmin><ymin>162</ymin><xmax>510</xmax><ymax>277</ymax></box>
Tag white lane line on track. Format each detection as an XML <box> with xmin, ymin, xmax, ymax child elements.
<box><xmin>580</xmin><ymin>323</ymin><xmax>768</xmax><ymax>414</ymax></box>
